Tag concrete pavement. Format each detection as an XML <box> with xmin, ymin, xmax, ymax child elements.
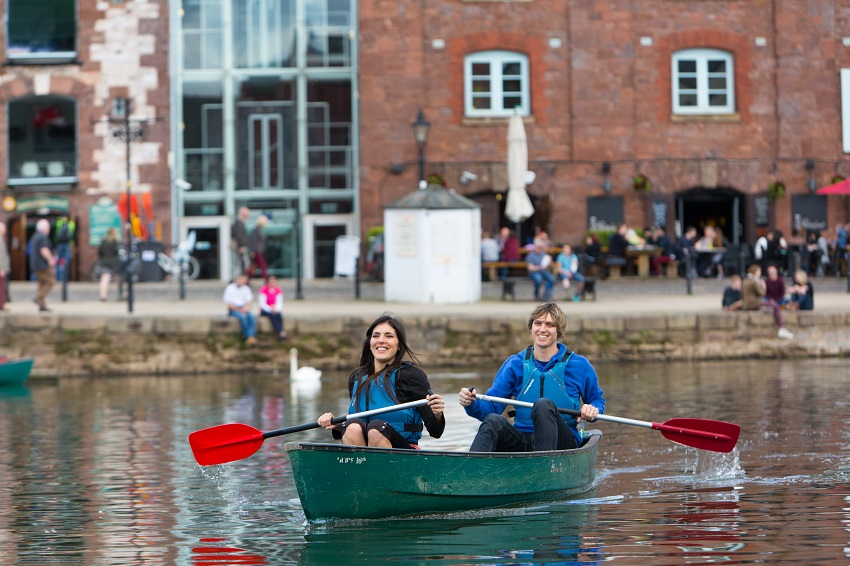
<box><xmin>3</xmin><ymin>274</ymin><xmax>849</xmax><ymax>320</ymax></box>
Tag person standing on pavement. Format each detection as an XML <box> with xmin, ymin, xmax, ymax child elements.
<box><xmin>29</xmin><ymin>219</ymin><xmax>57</xmax><ymax>312</ymax></box>
<box><xmin>223</xmin><ymin>273</ymin><xmax>257</xmax><ymax>345</ymax></box>
<box><xmin>458</xmin><ymin>302</ymin><xmax>605</xmax><ymax>452</ymax></box>
<box><xmin>54</xmin><ymin>215</ymin><xmax>75</xmax><ymax>282</ymax></box>
<box><xmin>98</xmin><ymin>227</ymin><xmax>121</xmax><ymax>301</ymax></box>
<box><xmin>248</xmin><ymin>215</ymin><xmax>269</xmax><ymax>280</ymax></box>
<box><xmin>0</xmin><ymin>221</ymin><xmax>9</xmax><ymax>311</ymax></box>
<box><xmin>231</xmin><ymin>206</ymin><xmax>251</xmax><ymax>276</ymax></box>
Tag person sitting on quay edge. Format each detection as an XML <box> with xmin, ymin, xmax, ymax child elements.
<box><xmin>742</xmin><ymin>264</ymin><xmax>793</xmax><ymax>340</ymax></box>
<box><xmin>721</xmin><ymin>274</ymin><xmax>743</xmax><ymax>311</ymax></box>
<box><xmin>554</xmin><ymin>243</ymin><xmax>585</xmax><ymax>302</ymax></box>
<box><xmin>458</xmin><ymin>302</ymin><xmax>605</xmax><ymax>452</ymax></box>
<box><xmin>526</xmin><ymin>237</ymin><xmax>556</xmax><ymax>302</ymax></box>
<box><xmin>317</xmin><ymin>313</ymin><xmax>446</xmax><ymax>449</ymax></box>
<box><xmin>787</xmin><ymin>270</ymin><xmax>814</xmax><ymax>311</ymax></box>
<box><xmin>223</xmin><ymin>274</ymin><xmax>257</xmax><ymax>345</ymax></box>
<box><xmin>764</xmin><ymin>264</ymin><xmax>787</xmax><ymax>308</ymax></box>
<box><xmin>258</xmin><ymin>275</ymin><xmax>287</xmax><ymax>340</ymax></box>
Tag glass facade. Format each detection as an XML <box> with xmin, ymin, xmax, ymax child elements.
<box><xmin>175</xmin><ymin>0</ymin><xmax>357</xmax><ymax>280</ymax></box>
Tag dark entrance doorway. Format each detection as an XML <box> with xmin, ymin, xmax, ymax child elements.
<box><xmin>676</xmin><ymin>187</ymin><xmax>744</xmax><ymax>245</ymax></box>
<box><xmin>467</xmin><ymin>191</ymin><xmax>546</xmax><ymax>247</ymax></box>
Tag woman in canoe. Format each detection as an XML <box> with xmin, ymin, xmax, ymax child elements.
<box><xmin>317</xmin><ymin>313</ymin><xmax>446</xmax><ymax>448</ymax></box>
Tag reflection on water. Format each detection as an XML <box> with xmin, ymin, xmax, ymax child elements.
<box><xmin>0</xmin><ymin>360</ymin><xmax>848</xmax><ymax>564</ymax></box>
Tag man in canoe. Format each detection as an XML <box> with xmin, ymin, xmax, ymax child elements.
<box><xmin>318</xmin><ymin>313</ymin><xmax>446</xmax><ymax>449</ymax></box>
<box><xmin>458</xmin><ymin>302</ymin><xmax>605</xmax><ymax>452</ymax></box>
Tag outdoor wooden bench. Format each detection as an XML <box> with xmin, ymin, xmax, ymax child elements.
<box><xmin>481</xmin><ymin>261</ymin><xmax>526</xmax><ymax>281</ymax></box>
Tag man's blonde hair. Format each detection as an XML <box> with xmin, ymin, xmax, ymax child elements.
<box><xmin>527</xmin><ymin>302</ymin><xmax>568</xmax><ymax>340</ymax></box>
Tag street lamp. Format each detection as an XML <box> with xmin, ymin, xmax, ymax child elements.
<box><xmin>411</xmin><ymin>109</ymin><xmax>431</xmax><ymax>184</ymax></box>
<box><xmin>109</xmin><ymin>97</ymin><xmax>150</xmax><ymax>313</ymax></box>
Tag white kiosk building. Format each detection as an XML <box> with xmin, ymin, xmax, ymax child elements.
<box><xmin>384</xmin><ymin>184</ymin><xmax>482</xmax><ymax>304</ymax></box>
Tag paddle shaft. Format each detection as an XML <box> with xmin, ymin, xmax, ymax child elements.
<box><xmin>474</xmin><ymin>393</ymin><xmax>734</xmax><ymax>443</ymax></box>
<box><xmin>262</xmin><ymin>398</ymin><xmax>430</xmax><ymax>439</ymax></box>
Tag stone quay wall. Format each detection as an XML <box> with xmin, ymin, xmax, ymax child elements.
<box><xmin>3</xmin><ymin>309</ymin><xmax>848</xmax><ymax>378</ymax></box>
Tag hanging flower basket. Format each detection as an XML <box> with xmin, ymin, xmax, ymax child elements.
<box><xmin>632</xmin><ymin>174</ymin><xmax>652</xmax><ymax>193</ymax></box>
<box><xmin>426</xmin><ymin>174</ymin><xmax>446</xmax><ymax>187</ymax></box>
<box><xmin>768</xmin><ymin>181</ymin><xmax>785</xmax><ymax>201</ymax></box>
<box><xmin>831</xmin><ymin>175</ymin><xmax>845</xmax><ymax>184</ymax></box>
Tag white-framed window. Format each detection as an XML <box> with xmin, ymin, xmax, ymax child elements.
<box><xmin>464</xmin><ymin>51</ymin><xmax>530</xmax><ymax>117</ymax></box>
<box><xmin>672</xmin><ymin>48</ymin><xmax>735</xmax><ymax>115</ymax></box>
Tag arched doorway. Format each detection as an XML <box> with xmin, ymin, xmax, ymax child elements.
<box><xmin>676</xmin><ymin>187</ymin><xmax>744</xmax><ymax>245</ymax></box>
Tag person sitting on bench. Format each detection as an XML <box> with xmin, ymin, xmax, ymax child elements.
<box><xmin>526</xmin><ymin>238</ymin><xmax>555</xmax><ymax>302</ymax></box>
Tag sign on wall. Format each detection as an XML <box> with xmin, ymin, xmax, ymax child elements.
<box><xmin>586</xmin><ymin>196</ymin><xmax>623</xmax><ymax>232</ymax></box>
<box><xmin>88</xmin><ymin>197</ymin><xmax>122</xmax><ymax>246</ymax></box>
<box><xmin>791</xmin><ymin>195</ymin><xmax>828</xmax><ymax>235</ymax></box>
<box><xmin>754</xmin><ymin>195</ymin><xmax>770</xmax><ymax>227</ymax></box>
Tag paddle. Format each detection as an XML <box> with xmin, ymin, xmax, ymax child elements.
<box><xmin>189</xmin><ymin>398</ymin><xmax>429</xmax><ymax>466</ymax></box>
<box><xmin>474</xmin><ymin>392</ymin><xmax>740</xmax><ymax>453</ymax></box>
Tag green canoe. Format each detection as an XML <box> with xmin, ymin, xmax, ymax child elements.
<box><xmin>285</xmin><ymin>430</ymin><xmax>600</xmax><ymax>521</ymax></box>
<box><xmin>0</xmin><ymin>357</ymin><xmax>34</xmax><ymax>386</ymax></box>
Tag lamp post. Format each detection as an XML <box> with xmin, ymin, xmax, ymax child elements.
<box><xmin>108</xmin><ymin>97</ymin><xmax>150</xmax><ymax>314</ymax></box>
<box><xmin>411</xmin><ymin>109</ymin><xmax>431</xmax><ymax>185</ymax></box>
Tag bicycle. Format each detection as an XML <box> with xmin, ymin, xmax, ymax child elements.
<box><xmin>157</xmin><ymin>231</ymin><xmax>201</xmax><ymax>281</ymax></box>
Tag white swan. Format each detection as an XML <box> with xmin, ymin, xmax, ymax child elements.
<box><xmin>290</xmin><ymin>348</ymin><xmax>322</xmax><ymax>382</ymax></box>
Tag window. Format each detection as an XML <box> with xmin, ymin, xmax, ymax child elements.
<box><xmin>7</xmin><ymin>96</ymin><xmax>78</xmax><ymax>186</ymax></box>
<box><xmin>182</xmin><ymin>0</ymin><xmax>223</xmax><ymax>69</ymax></box>
<box><xmin>306</xmin><ymin>0</ymin><xmax>353</xmax><ymax>68</ymax></box>
<box><xmin>6</xmin><ymin>0</ymin><xmax>76</xmax><ymax>63</ymax></box>
<box><xmin>672</xmin><ymin>49</ymin><xmax>735</xmax><ymax>115</ymax></box>
<box><xmin>233</xmin><ymin>0</ymin><xmax>295</xmax><ymax>68</ymax></box>
<box><xmin>464</xmin><ymin>51</ymin><xmax>530</xmax><ymax>118</ymax></box>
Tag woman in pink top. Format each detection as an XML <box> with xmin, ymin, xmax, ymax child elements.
<box><xmin>258</xmin><ymin>275</ymin><xmax>287</xmax><ymax>339</ymax></box>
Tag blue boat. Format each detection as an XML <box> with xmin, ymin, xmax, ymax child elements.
<box><xmin>0</xmin><ymin>357</ymin><xmax>34</xmax><ymax>386</ymax></box>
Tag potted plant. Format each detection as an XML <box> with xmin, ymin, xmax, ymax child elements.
<box><xmin>632</xmin><ymin>174</ymin><xmax>652</xmax><ymax>193</ymax></box>
<box><xmin>768</xmin><ymin>181</ymin><xmax>785</xmax><ymax>201</ymax></box>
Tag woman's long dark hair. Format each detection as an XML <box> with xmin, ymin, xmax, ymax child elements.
<box><xmin>349</xmin><ymin>313</ymin><xmax>420</xmax><ymax>406</ymax></box>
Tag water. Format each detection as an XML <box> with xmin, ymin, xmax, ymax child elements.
<box><xmin>0</xmin><ymin>359</ymin><xmax>848</xmax><ymax>564</ymax></box>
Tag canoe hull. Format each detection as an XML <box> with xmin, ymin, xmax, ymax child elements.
<box><xmin>0</xmin><ymin>357</ymin><xmax>34</xmax><ymax>386</ymax></box>
<box><xmin>285</xmin><ymin>431</ymin><xmax>600</xmax><ymax>521</ymax></box>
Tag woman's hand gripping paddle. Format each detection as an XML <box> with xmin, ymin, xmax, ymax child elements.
<box><xmin>189</xmin><ymin>398</ymin><xmax>429</xmax><ymax>466</ymax></box>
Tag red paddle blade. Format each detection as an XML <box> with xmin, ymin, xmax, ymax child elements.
<box><xmin>654</xmin><ymin>418</ymin><xmax>740</xmax><ymax>453</ymax></box>
<box><xmin>189</xmin><ymin>423</ymin><xmax>265</xmax><ymax>466</ymax></box>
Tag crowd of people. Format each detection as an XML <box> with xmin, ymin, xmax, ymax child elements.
<box><xmin>481</xmin><ymin>221</ymin><xmax>850</xmax><ymax>300</ymax></box>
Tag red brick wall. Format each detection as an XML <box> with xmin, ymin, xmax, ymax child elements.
<box><xmin>359</xmin><ymin>0</ymin><xmax>850</xmax><ymax>245</ymax></box>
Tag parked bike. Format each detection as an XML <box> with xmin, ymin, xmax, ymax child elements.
<box><xmin>157</xmin><ymin>231</ymin><xmax>200</xmax><ymax>281</ymax></box>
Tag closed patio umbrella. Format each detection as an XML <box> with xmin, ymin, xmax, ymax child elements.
<box><xmin>505</xmin><ymin>111</ymin><xmax>534</xmax><ymax>235</ymax></box>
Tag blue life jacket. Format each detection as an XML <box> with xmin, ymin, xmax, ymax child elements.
<box><xmin>515</xmin><ymin>346</ymin><xmax>581</xmax><ymax>434</ymax></box>
<box><xmin>349</xmin><ymin>364</ymin><xmax>424</xmax><ymax>444</ymax></box>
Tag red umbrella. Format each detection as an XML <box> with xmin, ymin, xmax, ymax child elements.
<box><xmin>816</xmin><ymin>178</ymin><xmax>850</xmax><ymax>194</ymax></box>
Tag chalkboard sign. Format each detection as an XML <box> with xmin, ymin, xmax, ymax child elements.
<box><xmin>586</xmin><ymin>196</ymin><xmax>623</xmax><ymax>232</ymax></box>
<box><xmin>754</xmin><ymin>196</ymin><xmax>770</xmax><ymax>227</ymax></box>
<box><xmin>651</xmin><ymin>200</ymin><xmax>667</xmax><ymax>227</ymax></box>
<box><xmin>791</xmin><ymin>195</ymin><xmax>827</xmax><ymax>234</ymax></box>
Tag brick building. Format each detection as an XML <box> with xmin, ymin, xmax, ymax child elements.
<box><xmin>359</xmin><ymin>0</ymin><xmax>850</xmax><ymax>258</ymax></box>
<box><xmin>0</xmin><ymin>0</ymin><xmax>170</xmax><ymax>281</ymax></box>
<box><xmin>4</xmin><ymin>0</ymin><xmax>850</xmax><ymax>283</ymax></box>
